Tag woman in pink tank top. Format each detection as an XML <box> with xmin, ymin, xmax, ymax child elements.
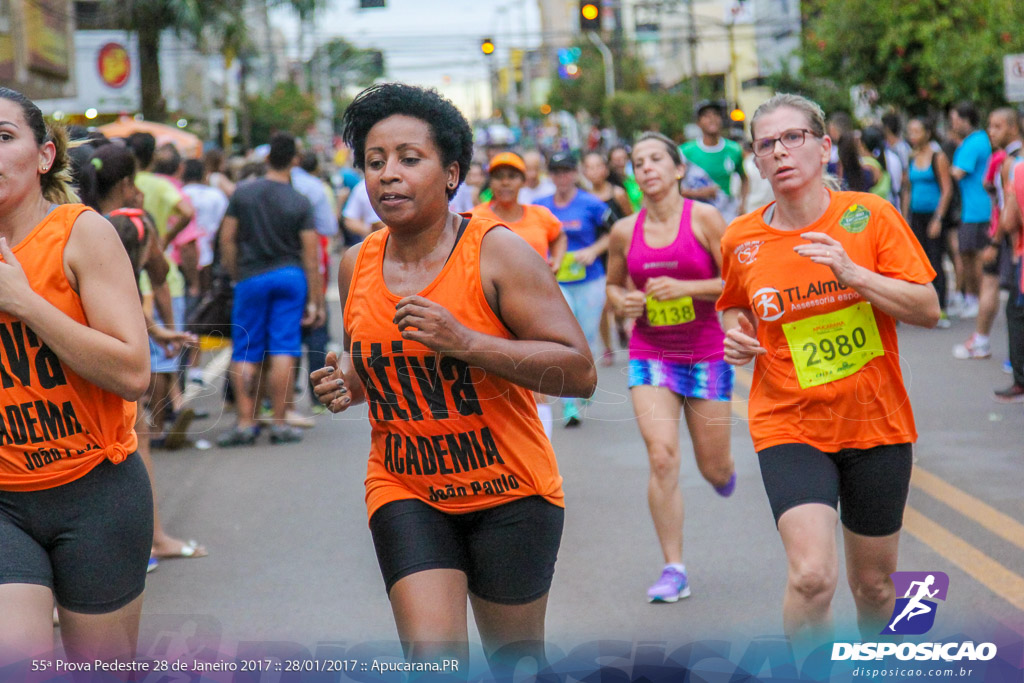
<box><xmin>606</xmin><ymin>132</ymin><xmax>735</xmax><ymax>604</ymax></box>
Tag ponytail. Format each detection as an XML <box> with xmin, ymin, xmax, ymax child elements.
<box><xmin>40</xmin><ymin>123</ymin><xmax>80</xmax><ymax>205</ymax></box>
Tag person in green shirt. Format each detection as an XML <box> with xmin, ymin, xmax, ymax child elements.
<box><xmin>680</xmin><ymin>100</ymin><xmax>748</xmax><ymax>221</ymax></box>
<box><xmin>609</xmin><ymin>144</ymin><xmax>643</xmax><ymax>211</ymax></box>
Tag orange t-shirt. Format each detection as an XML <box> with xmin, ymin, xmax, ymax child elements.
<box><xmin>717</xmin><ymin>191</ymin><xmax>936</xmax><ymax>453</ymax></box>
<box><xmin>0</xmin><ymin>205</ymin><xmax>139</xmax><ymax>492</ymax></box>
<box><xmin>471</xmin><ymin>202</ymin><xmax>561</xmax><ymax>259</ymax></box>
<box><xmin>345</xmin><ymin>215</ymin><xmax>564</xmax><ymax>519</ymax></box>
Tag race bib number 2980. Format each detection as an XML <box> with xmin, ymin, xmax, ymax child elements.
<box><xmin>781</xmin><ymin>301</ymin><xmax>884</xmax><ymax>389</ymax></box>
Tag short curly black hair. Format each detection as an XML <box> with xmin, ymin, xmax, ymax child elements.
<box><xmin>340</xmin><ymin>83</ymin><xmax>473</xmax><ymax>200</ymax></box>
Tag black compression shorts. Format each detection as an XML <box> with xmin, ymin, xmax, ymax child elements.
<box><xmin>369</xmin><ymin>496</ymin><xmax>564</xmax><ymax>605</ymax></box>
<box><xmin>0</xmin><ymin>454</ymin><xmax>153</xmax><ymax>613</ymax></box>
<box><xmin>757</xmin><ymin>442</ymin><xmax>912</xmax><ymax>537</ymax></box>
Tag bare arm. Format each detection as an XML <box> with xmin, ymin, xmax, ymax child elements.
<box><xmin>605</xmin><ymin>216</ymin><xmax>646</xmax><ymax>320</ymax></box>
<box><xmin>395</xmin><ymin>228</ymin><xmax>596</xmax><ymax>397</ymax></box>
<box><xmin>547</xmin><ymin>231</ymin><xmax>567</xmax><ymax>273</ymax></box>
<box><xmin>299</xmin><ymin>229</ymin><xmax>326</xmax><ymax>327</ymax></box>
<box><xmin>164</xmin><ymin>197</ymin><xmax>195</xmax><ymax>243</ymax></box>
<box><xmin>219</xmin><ymin>215</ymin><xmax>239</xmax><ymax>281</ymax></box>
<box><xmin>143</xmin><ymin>234</ymin><xmax>169</xmax><ymax>286</ymax></box>
<box><xmin>613</xmin><ymin>186</ymin><xmax>633</xmax><ymax>218</ymax></box>
<box><xmin>0</xmin><ymin>212</ymin><xmax>150</xmax><ymax>400</ymax></box>
<box><xmin>152</xmin><ymin>280</ymin><xmax>175</xmax><ymax>328</ymax></box>
<box><xmin>795</xmin><ymin>232</ymin><xmax>940</xmax><ymax>328</ymax></box>
<box><xmin>1001</xmin><ymin>186</ymin><xmax>1021</xmax><ymax>252</ymax></box>
<box><xmin>573</xmin><ymin>231</ymin><xmax>611</xmax><ymax>266</ymax></box>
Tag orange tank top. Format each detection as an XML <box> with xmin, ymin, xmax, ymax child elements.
<box><xmin>345</xmin><ymin>216</ymin><xmax>565</xmax><ymax>519</ymax></box>
<box><xmin>0</xmin><ymin>204</ymin><xmax>138</xmax><ymax>492</ymax></box>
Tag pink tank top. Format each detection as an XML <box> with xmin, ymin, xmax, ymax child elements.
<box><xmin>626</xmin><ymin>200</ymin><xmax>725</xmax><ymax>363</ymax></box>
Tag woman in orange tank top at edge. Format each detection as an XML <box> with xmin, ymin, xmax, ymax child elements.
<box><xmin>0</xmin><ymin>88</ymin><xmax>152</xmax><ymax>665</ymax></box>
<box><xmin>311</xmin><ymin>83</ymin><xmax>596</xmax><ymax>677</ymax></box>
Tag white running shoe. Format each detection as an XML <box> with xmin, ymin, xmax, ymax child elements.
<box><xmin>953</xmin><ymin>334</ymin><xmax>991</xmax><ymax>360</ymax></box>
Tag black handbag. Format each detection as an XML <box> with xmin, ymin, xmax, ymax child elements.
<box><xmin>187</xmin><ymin>266</ymin><xmax>234</xmax><ymax>339</ymax></box>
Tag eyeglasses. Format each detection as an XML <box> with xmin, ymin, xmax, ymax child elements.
<box><xmin>752</xmin><ymin>129</ymin><xmax>821</xmax><ymax>157</ymax></box>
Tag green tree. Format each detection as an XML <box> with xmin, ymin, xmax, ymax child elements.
<box><xmin>117</xmin><ymin>0</ymin><xmax>243</xmax><ymax>121</ymax></box>
<box><xmin>247</xmin><ymin>82</ymin><xmax>319</xmax><ymax>143</ymax></box>
<box><xmin>605</xmin><ymin>91</ymin><xmax>694</xmax><ymax>141</ymax></box>
<box><xmin>268</xmin><ymin>0</ymin><xmax>330</xmax><ymax>91</ymax></box>
<box><xmin>797</xmin><ymin>0</ymin><xmax>1024</xmax><ymax>113</ymax></box>
<box><xmin>547</xmin><ymin>42</ymin><xmax>648</xmax><ymax>123</ymax></box>
<box><xmin>317</xmin><ymin>38</ymin><xmax>386</xmax><ymax>93</ymax></box>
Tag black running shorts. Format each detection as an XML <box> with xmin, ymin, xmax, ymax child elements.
<box><xmin>757</xmin><ymin>442</ymin><xmax>913</xmax><ymax>537</ymax></box>
<box><xmin>369</xmin><ymin>496</ymin><xmax>564</xmax><ymax>605</ymax></box>
<box><xmin>0</xmin><ymin>454</ymin><xmax>153</xmax><ymax>614</ymax></box>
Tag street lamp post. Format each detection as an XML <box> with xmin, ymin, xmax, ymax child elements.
<box><xmin>586</xmin><ymin>31</ymin><xmax>615</xmax><ymax>99</ymax></box>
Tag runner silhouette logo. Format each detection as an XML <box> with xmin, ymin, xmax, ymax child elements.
<box><xmin>883</xmin><ymin>571</ymin><xmax>949</xmax><ymax>635</ymax></box>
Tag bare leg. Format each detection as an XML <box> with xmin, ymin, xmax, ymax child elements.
<box><xmin>598</xmin><ymin>300</ymin><xmax>614</xmax><ymax>360</ymax></box>
<box><xmin>146</xmin><ymin>373</ymin><xmax>173</xmax><ymax>436</ymax></box>
<box><xmin>976</xmin><ymin>272</ymin><xmax>1001</xmax><ymax>335</ymax></box>
<box><xmin>57</xmin><ymin>594</ymin><xmax>144</xmax><ymax>663</ymax></box>
<box><xmin>630</xmin><ymin>385</ymin><xmax>684</xmax><ymax>564</ymax></box>
<box><xmin>777</xmin><ymin>504</ymin><xmax>839</xmax><ymax>642</ymax></box>
<box><xmin>230</xmin><ymin>361</ymin><xmax>262</xmax><ymax>429</ymax></box>
<box><xmin>961</xmin><ymin>251</ymin><xmax>981</xmax><ymax>298</ymax></box>
<box><xmin>0</xmin><ymin>584</ymin><xmax>54</xmax><ymax>665</ymax></box>
<box><xmin>470</xmin><ymin>593</ymin><xmax>550</xmax><ymax>681</ymax></box>
<box><xmin>844</xmin><ymin>527</ymin><xmax>900</xmax><ymax>639</ymax></box>
<box><xmin>682</xmin><ymin>398</ymin><xmax>733</xmax><ymax>489</ymax></box>
<box><xmin>946</xmin><ymin>230</ymin><xmax>963</xmax><ymax>296</ymax></box>
<box><xmin>388</xmin><ymin>569</ymin><xmax>469</xmax><ymax>669</ymax></box>
<box><xmin>265</xmin><ymin>355</ymin><xmax>298</xmax><ymax>424</ymax></box>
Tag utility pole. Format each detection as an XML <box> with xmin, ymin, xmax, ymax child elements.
<box><xmin>687</xmin><ymin>0</ymin><xmax>699</xmax><ymax>104</ymax></box>
<box><xmin>587</xmin><ymin>31</ymin><xmax>615</xmax><ymax>99</ymax></box>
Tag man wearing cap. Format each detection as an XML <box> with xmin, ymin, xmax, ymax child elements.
<box><xmin>680</xmin><ymin>100</ymin><xmax>747</xmax><ymax>222</ymax></box>
<box><xmin>535</xmin><ymin>152</ymin><xmax>611</xmax><ymax>427</ymax></box>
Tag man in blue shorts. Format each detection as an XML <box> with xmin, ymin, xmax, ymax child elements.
<box><xmin>950</xmin><ymin>101</ymin><xmax>993</xmax><ymax>320</ymax></box>
<box><xmin>217</xmin><ymin>133</ymin><xmax>325</xmax><ymax>446</ymax></box>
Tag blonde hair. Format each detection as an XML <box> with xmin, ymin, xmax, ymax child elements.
<box><xmin>41</xmin><ymin>123</ymin><xmax>80</xmax><ymax>205</ymax></box>
<box><xmin>749</xmin><ymin>93</ymin><xmax>839</xmax><ymax>191</ymax></box>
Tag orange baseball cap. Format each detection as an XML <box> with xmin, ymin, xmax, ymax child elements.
<box><xmin>488</xmin><ymin>152</ymin><xmax>526</xmax><ymax>175</ymax></box>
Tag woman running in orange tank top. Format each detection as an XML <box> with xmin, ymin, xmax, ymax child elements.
<box><xmin>718</xmin><ymin>93</ymin><xmax>939</xmax><ymax>649</ymax></box>
<box><xmin>311</xmin><ymin>84</ymin><xmax>595</xmax><ymax>678</ymax></box>
<box><xmin>0</xmin><ymin>88</ymin><xmax>152</xmax><ymax>665</ymax></box>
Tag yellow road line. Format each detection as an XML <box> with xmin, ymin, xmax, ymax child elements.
<box><xmin>903</xmin><ymin>507</ymin><xmax>1024</xmax><ymax>613</ymax></box>
<box><xmin>911</xmin><ymin>467</ymin><xmax>1024</xmax><ymax>552</ymax></box>
<box><xmin>730</xmin><ymin>365</ymin><xmax>1024</xmax><ymax>614</ymax></box>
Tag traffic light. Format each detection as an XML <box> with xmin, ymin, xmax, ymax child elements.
<box><xmin>481</xmin><ymin>37</ymin><xmax>495</xmax><ymax>56</ymax></box>
<box><xmin>359</xmin><ymin>0</ymin><xmax>385</xmax><ymax>7</ymax></box>
<box><xmin>730</xmin><ymin>108</ymin><xmax>745</xmax><ymax>122</ymax></box>
<box><xmin>579</xmin><ymin>1</ymin><xmax>601</xmax><ymax>31</ymax></box>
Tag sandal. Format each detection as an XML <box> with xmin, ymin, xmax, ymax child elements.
<box><xmin>216</xmin><ymin>425</ymin><xmax>259</xmax><ymax>448</ymax></box>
